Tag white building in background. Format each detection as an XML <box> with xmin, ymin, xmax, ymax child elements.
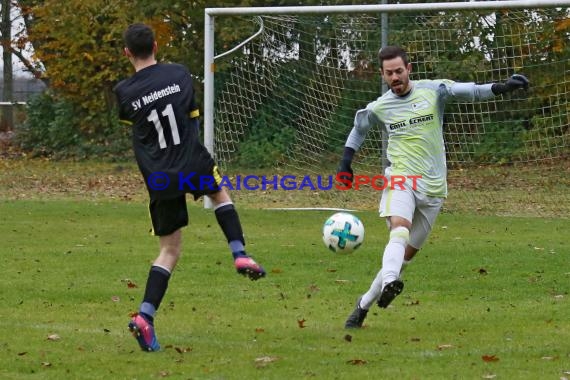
<box><xmin>0</xmin><ymin>75</ymin><xmax>46</xmax><ymax>102</ymax></box>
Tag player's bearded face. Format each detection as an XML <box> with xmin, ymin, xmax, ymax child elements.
<box><xmin>381</xmin><ymin>57</ymin><xmax>412</xmax><ymax>96</ymax></box>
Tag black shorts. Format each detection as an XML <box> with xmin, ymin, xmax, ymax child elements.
<box><xmin>149</xmin><ymin>195</ymin><xmax>189</xmax><ymax>236</ymax></box>
<box><xmin>148</xmin><ymin>164</ymin><xmax>224</xmax><ymax>236</ymax></box>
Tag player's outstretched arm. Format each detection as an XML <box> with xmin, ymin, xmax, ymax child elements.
<box><xmin>491</xmin><ymin>74</ymin><xmax>529</xmax><ymax>95</ymax></box>
<box><xmin>337</xmin><ymin>107</ymin><xmax>378</xmax><ymax>185</ymax></box>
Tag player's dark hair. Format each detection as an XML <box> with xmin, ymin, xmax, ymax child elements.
<box><xmin>124</xmin><ymin>23</ymin><xmax>155</xmax><ymax>59</ymax></box>
<box><xmin>378</xmin><ymin>46</ymin><xmax>409</xmax><ymax>68</ymax></box>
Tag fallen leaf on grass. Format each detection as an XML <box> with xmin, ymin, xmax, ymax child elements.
<box><xmin>481</xmin><ymin>374</ymin><xmax>496</xmax><ymax>379</ymax></box>
<box><xmin>174</xmin><ymin>346</ymin><xmax>192</xmax><ymax>354</ymax></box>
<box><xmin>111</xmin><ymin>296</ymin><xmax>120</xmax><ymax>302</ymax></box>
<box><xmin>541</xmin><ymin>356</ymin><xmax>558</xmax><ymax>361</ymax></box>
<box><xmin>121</xmin><ymin>278</ymin><xmax>137</xmax><ymax>288</ymax></box>
<box><xmin>297</xmin><ymin>319</ymin><xmax>307</xmax><ymax>328</ymax></box>
<box><xmin>254</xmin><ymin>356</ymin><xmax>279</xmax><ymax>368</ymax></box>
<box><xmin>255</xmin><ymin>328</ymin><xmax>265</xmax><ymax>333</ymax></box>
<box><xmin>41</xmin><ymin>362</ymin><xmax>51</xmax><ymax>367</ymax></box>
<box><xmin>47</xmin><ymin>334</ymin><xmax>60</xmax><ymax>341</ymax></box>
<box><xmin>346</xmin><ymin>359</ymin><xmax>367</xmax><ymax>365</ymax></box>
<box><xmin>307</xmin><ymin>284</ymin><xmax>320</xmax><ymax>292</ymax></box>
<box><xmin>437</xmin><ymin>344</ymin><xmax>454</xmax><ymax>350</ymax></box>
<box><xmin>482</xmin><ymin>355</ymin><xmax>499</xmax><ymax>362</ymax></box>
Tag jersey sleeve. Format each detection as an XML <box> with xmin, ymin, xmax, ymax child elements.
<box><xmin>345</xmin><ymin>102</ymin><xmax>382</xmax><ymax>152</ymax></box>
<box><xmin>188</xmin><ymin>82</ymin><xmax>200</xmax><ymax>119</ymax></box>
<box><xmin>178</xmin><ymin>65</ymin><xmax>200</xmax><ymax>119</ymax></box>
<box><xmin>437</xmin><ymin>79</ymin><xmax>495</xmax><ymax>102</ymax></box>
<box><xmin>112</xmin><ymin>82</ymin><xmax>133</xmax><ymax>125</ymax></box>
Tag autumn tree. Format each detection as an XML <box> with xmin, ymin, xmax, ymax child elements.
<box><xmin>0</xmin><ymin>0</ymin><xmax>40</xmax><ymax>131</ymax></box>
<box><xmin>1</xmin><ymin>0</ymin><xmax>13</xmax><ymax>131</ymax></box>
<box><xmin>17</xmin><ymin>0</ymin><xmax>370</xmax><ymax>139</ymax></box>
<box><xmin>15</xmin><ymin>0</ymin><xmax>568</xmax><ymax>160</ymax></box>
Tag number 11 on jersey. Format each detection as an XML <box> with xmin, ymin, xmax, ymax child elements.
<box><xmin>147</xmin><ymin>103</ymin><xmax>180</xmax><ymax>149</ymax></box>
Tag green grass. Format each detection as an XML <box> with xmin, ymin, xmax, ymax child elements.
<box><xmin>1</xmin><ymin>157</ymin><xmax>569</xmax><ymax>216</ymax></box>
<box><xmin>0</xmin><ymin>199</ymin><xmax>568</xmax><ymax>379</ymax></box>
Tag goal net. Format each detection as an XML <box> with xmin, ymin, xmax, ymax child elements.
<box><xmin>206</xmin><ymin>2</ymin><xmax>570</xmax><ymax>216</ymax></box>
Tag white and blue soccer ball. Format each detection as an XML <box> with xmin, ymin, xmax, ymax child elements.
<box><xmin>322</xmin><ymin>212</ymin><xmax>364</xmax><ymax>253</ymax></box>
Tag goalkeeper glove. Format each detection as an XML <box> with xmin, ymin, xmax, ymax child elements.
<box><xmin>337</xmin><ymin>158</ymin><xmax>353</xmax><ymax>184</ymax></box>
<box><xmin>492</xmin><ymin>74</ymin><xmax>529</xmax><ymax>95</ymax></box>
<box><xmin>337</xmin><ymin>146</ymin><xmax>355</xmax><ymax>187</ymax></box>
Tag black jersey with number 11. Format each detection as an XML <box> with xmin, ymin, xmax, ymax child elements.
<box><xmin>114</xmin><ymin>63</ymin><xmax>208</xmax><ymax>199</ymax></box>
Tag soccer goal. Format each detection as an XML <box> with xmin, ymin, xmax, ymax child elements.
<box><xmin>204</xmin><ymin>1</ymin><xmax>570</xmax><ymax>216</ymax></box>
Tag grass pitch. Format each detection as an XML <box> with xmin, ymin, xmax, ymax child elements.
<box><xmin>0</xmin><ymin>197</ymin><xmax>568</xmax><ymax>379</ymax></box>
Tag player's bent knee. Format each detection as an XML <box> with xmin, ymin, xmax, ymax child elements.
<box><xmin>160</xmin><ymin>245</ymin><xmax>182</xmax><ymax>259</ymax></box>
<box><xmin>209</xmin><ymin>188</ymin><xmax>232</xmax><ymax>205</ymax></box>
<box><xmin>388</xmin><ymin>216</ymin><xmax>412</xmax><ymax>230</ymax></box>
<box><xmin>390</xmin><ymin>226</ymin><xmax>410</xmax><ymax>246</ymax></box>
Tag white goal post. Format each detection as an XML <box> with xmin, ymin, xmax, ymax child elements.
<box><xmin>204</xmin><ymin>0</ymin><xmax>570</xmax><ymax>154</ymax></box>
<box><xmin>203</xmin><ymin>1</ymin><xmax>570</xmax><ymax>214</ymax></box>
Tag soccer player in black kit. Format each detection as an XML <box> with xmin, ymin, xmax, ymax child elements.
<box><xmin>114</xmin><ymin>23</ymin><xmax>266</xmax><ymax>352</ymax></box>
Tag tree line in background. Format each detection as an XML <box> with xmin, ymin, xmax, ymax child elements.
<box><xmin>3</xmin><ymin>0</ymin><xmax>376</xmax><ymax>158</ymax></box>
<box><xmin>0</xmin><ymin>0</ymin><xmax>568</xmax><ymax>163</ymax></box>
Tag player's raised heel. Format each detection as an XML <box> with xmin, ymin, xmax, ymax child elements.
<box><xmin>377</xmin><ymin>279</ymin><xmax>404</xmax><ymax>309</ymax></box>
<box><xmin>128</xmin><ymin>314</ymin><xmax>160</xmax><ymax>352</ymax></box>
<box><xmin>233</xmin><ymin>252</ymin><xmax>266</xmax><ymax>281</ymax></box>
<box><xmin>344</xmin><ymin>297</ymin><xmax>368</xmax><ymax>329</ymax></box>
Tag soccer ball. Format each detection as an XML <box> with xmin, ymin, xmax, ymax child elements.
<box><xmin>322</xmin><ymin>212</ymin><xmax>365</xmax><ymax>253</ymax></box>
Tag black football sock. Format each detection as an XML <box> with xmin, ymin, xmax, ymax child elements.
<box><xmin>139</xmin><ymin>265</ymin><xmax>171</xmax><ymax>321</ymax></box>
<box><xmin>214</xmin><ymin>203</ymin><xmax>246</xmax><ymax>255</ymax></box>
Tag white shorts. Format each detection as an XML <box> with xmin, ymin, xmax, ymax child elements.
<box><xmin>379</xmin><ymin>176</ymin><xmax>443</xmax><ymax>249</ymax></box>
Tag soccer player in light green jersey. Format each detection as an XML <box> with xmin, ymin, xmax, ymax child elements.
<box><xmin>340</xmin><ymin>45</ymin><xmax>528</xmax><ymax>328</ymax></box>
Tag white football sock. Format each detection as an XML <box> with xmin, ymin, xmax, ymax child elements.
<box><xmin>400</xmin><ymin>259</ymin><xmax>411</xmax><ymax>274</ymax></box>
<box><xmin>360</xmin><ymin>257</ymin><xmax>413</xmax><ymax>310</ymax></box>
<box><xmin>381</xmin><ymin>226</ymin><xmax>410</xmax><ymax>288</ymax></box>
<box><xmin>360</xmin><ymin>269</ymin><xmax>383</xmax><ymax>310</ymax></box>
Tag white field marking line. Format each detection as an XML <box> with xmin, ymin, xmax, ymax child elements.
<box><xmin>263</xmin><ymin>207</ymin><xmax>358</xmax><ymax>212</ymax></box>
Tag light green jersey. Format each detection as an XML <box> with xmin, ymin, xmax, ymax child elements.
<box><xmin>346</xmin><ymin>79</ymin><xmax>495</xmax><ymax>198</ymax></box>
